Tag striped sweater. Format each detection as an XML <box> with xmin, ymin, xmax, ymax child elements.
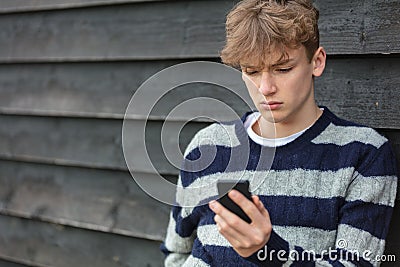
<box><xmin>161</xmin><ymin>107</ymin><xmax>398</xmax><ymax>267</ymax></box>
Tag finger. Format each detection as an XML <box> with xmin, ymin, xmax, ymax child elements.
<box><xmin>214</xmin><ymin>215</ymin><xmax>251</xmax><ymax>248</ymax></box>
<box><xmin>252</xmin><ymin>195</ymin><xmax>266</xmax><ymax>213</ymax></box>
<box><xmin>252</xmin><ymin>195</ymin><xmax>262</xmax><ymax>210</ymax></box>
<box><xmin>210</xmin><ymin>200</ymin><xmax>249</xmax><ymax>228</ymax></box>
<box><xmin>228</xmin><ymin>190</ymin><xmax>263</xmax><ymax>222</ymax></box>
<box><xmin>252</xmin><ymin>195</ymin><xmax>271</xmax><ymax>221</ymax></box>
<box><xmin>213</xmin><ymin>199</ymin><xmax>272</xmax><ymax>251</ymax></box>
<box><xmin>209</xmin><ymin>200</ymin><xmax>227</xmax><ymax>216</ymax></box>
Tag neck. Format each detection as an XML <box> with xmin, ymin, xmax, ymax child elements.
<box><xmin>254</xmin><ymin>104</ymin><xmax>323</xmax><ymax>139</ymax></box>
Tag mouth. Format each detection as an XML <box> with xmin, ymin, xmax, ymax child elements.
<box><xmin>260</xmin><ymin>101</ymin><xmax>283</xmax><ymax>111</ymax></box>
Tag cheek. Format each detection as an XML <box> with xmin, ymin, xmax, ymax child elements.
<box><xmin>284</xmin><ymin>69</ymin><xmax>312</xmax><ymax>93</ymax></box>
<box><xmin>243</xmin><ymin>75</ymin><xmax>260</xmax><ymax>97</ymax></box>
<box><xmin>242</xmin><ymin>74</ymin><xmax>259</xmax><ymax>89</ymax></box>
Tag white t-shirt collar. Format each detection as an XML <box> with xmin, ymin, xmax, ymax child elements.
<box><xmin>243</xmin><ymin>110</ymin><xmax>323</xmax><ymax>147</ymax></box>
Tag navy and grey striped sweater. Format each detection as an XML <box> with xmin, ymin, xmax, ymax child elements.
<box><xmin>161</xmin><ymin>107</ymin><xmax>397</xmax><ymax>266</ymax></box>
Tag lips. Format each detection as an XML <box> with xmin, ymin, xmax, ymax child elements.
<box><xmin>260</xmin><ymin>101</ymin><xmax>283</xmax><ymax>110</ymax></box>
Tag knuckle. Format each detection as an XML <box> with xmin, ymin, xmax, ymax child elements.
<box><xmin>253</xmin><ymin>235</ymin><xmax>264</xmax><ymax>246</ymax></box>
<box><xmin>264</xmin><ymin>224</ymin><xmax>272</xmax><ymax>234</ymax></box>
<box><xmin>214</xmin><ymin>215</ymin><xmax>219</xmax><ymax>223</ymax></box>
<box><xmin>241</xmin><ymin>240</ymin><xmax>251</xmax><ymax>249</ymax></box>
<box><xmin>219</xmin><ymin>221</ymin><xmax>228</xmax><ymax>232</ymax></box>
<box><xmin>229</xmin><ymin>218</ymin><xmax>240</xmax><ymax>228</ymax></box>
<box><xmin>220</xmin><ymin>226</ymin><xmax>228</xmax><ymax>234</ymax></box>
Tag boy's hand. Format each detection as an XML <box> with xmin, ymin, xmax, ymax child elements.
<box><xmin>209</xmin><ymin>190</ymin><xmax>272</xmax><ymax>258</ymax></box>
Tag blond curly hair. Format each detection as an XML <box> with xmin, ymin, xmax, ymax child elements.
<box><xmin>220</xmin><ymin>0</ymin><xmax>320</xmax><ymax>67</ymax></box>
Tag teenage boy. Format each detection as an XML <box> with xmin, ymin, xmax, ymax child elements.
<box><xmin>161</xmin><ymin>0</ymin><xmax>397</xmax><ymax>266</ymax></box>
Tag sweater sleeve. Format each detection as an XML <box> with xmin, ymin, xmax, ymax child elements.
<box><xmin>161</xmin><ymin>128</ymin><xmax>207</xmax><ymax>267</ymax></box>
<box><xmin>161</xmin><ymin>201</ymin><xmax>197</xmax><ymax>266</ymax></box>
<box><xmin>245</xmin><ymin>141</ymin><xmax>398</xmax><ymax>267</ymax></box>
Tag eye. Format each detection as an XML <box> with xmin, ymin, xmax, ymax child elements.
<box><xmin>243</xmin><ymin>69</ymin><xmax>259</xmax><ymax>76</ymax></box>
<box><xmin>276</xmin><ymin>67</ymin><xmax>293</xmax><ymax>73</ymax></box>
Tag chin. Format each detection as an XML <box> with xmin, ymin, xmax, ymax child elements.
<box><xmin>259</xmin><ymin>109</ymin><xmax>284</xmax><ymax>121</ymax></box>
<box><xmin>259</xmin><ymin>113</ymin><xmax>277</xmax><ymax>124</ymax></box>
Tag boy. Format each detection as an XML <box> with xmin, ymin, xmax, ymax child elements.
<box><xmin>161</xmin><ymin>0</ymin><xmax>397</xmax><ymax>266</ymax></box>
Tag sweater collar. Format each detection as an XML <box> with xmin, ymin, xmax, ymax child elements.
<box><xmin>238</xmin><ymin>106</ymin><xmax>334</xmax><ymax>151</ymax></box>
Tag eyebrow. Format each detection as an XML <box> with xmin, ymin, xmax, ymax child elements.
<box><xmin>241</xmin><ymin>58</ymin><xmax>296</xmax><ymax>69</ymax></box>
<box><xmin>271</xmin><ymin>58</ymin><xmax>295</xmax><ymax>67</ymax></box>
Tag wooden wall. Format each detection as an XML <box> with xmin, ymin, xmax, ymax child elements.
<box><xmin>0</xmin><ymin>0</ymin><xmax>398</xmax><ymax>266</ymax></box>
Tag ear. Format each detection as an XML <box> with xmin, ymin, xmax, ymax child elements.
<box><xmin>312</xmin><ymin>47</ymin><xmax>326</xmax><ymax>77</ymax></box>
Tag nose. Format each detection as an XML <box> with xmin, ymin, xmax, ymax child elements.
<box><xmin>258</xmin><ymin>72</ymin><xmax>276</xmax><ymax>96</ymax></box>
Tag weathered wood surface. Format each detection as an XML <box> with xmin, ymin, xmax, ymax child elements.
<box><xmin>0</xmin><ymin>60</ymin><xmax>249</xmax><ymax>121</ymax></box>
<box><xmin>315</xmin><ymin>55</ymin><xmax>400</xmax><ymax>129</ymax></box>
<box><xmin>0</xmin><ymin>56</ymin><xmax>399</xmax><ymax>128</ymax></box>
<box><xmin>0</xmin><ymin>259</ymin><xmax>30</xmax><ymax>267</ymax></box>
<box><xmin>0</xmin><ymin>0</ymin><xmax>162</xmax><ymax>13</ymax></box>
<box><xmin>0</xmin><ymin>115</ymin><xmax>209</xmax><ymax>174</ymax></box>
<box><xmin>0</xmin><ymin>160</ymin><xmax>172</xmax><ymax>241</ymax></box>
<box><xmin>0</xmin><ymin>1</ymin><xmax>228</xmax><ymax>62</ymax></box>
<box><xmin>315</xmin><ymin>0</ymin><xmax>400</xmax><ymax>55</ymax></box>
<box><xmin>0</xmin><ymin>214</ymin><xmax>164</xmax><ymax>267</ymax></box>
<box><xmin>0</xmin><ymin>0</ymin><xmax>399</xmax><ymax>266</ymax></box>
<box><xmin>0</xmin><ymin>0</ymin><xmax>399</xmax><ymax>63</ymax></box>
<box><xmin>0</xmin><ymin>60</ymin><xmax>181</xmax><ymax>118</ymax></box>
<box><xmin>1</xmin><ymin>114</ymin><xmax>399</xmax><ymax>180</ymax></box>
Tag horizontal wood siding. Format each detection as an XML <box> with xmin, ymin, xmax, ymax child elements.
<box><xmin>315</xmin><ymin>0</ymin><xmax>400</xmax><ymax>55</ymax></box>
<box><xmin>0</xmin><ymin>115</ymin><xmax>209</xmax><ymax>174</ymax></box>
<box><xmin>0</xmin><ymin>160</ymin><xmax>171</xmax><ymax>241</ymax></box>
<box><xmin>0</xmin><ymin>56</ymin><xmax>399</xmax><ymax>127</ymax></box>
<box><xmin>0</xmin><ymin>0</ymin><xmax>162</xmax><ymax>13</ymax></box>
<box><xmin>0</xmin><ymin>259</ymin><xmax>30</xmax><ymax>267</ymax></box>
<box><xmin>0</xmin><ymin>0</ymin><xmax>399</xmax><ymax>266</ymax></box>
<box><xmin>1</xmin><ymin>115</ymin><xmax>399</xmax><ymax>183</ymax></box>
<box><xmin>315</xmin><ymin>55</ymin><xmax>400</xmax><ymax>129</ymax></box>
<box><xmin>0</xmin><ymin>0</ymin><xmax>398</xmax><ymax>63</ymax></box>
<box><xmin>0</xmin><ymin>1</ymin><xmax>229</xmax><ymax>62</ymax></box>
<box><xmin>0</xmin><ymin>214</ymin><xmax>163</xmax><ymax>267</ymax></box>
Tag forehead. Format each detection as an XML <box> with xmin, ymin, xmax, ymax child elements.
<box><xmin>240</xmin><ymin>45</ymin><xmax>306</xmax><ymax>68</ymax></box>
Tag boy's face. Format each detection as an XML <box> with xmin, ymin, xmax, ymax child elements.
<box><xmin>241</xmin><ymin>45</ymin><xmax>326</xmax><ymax>127</ymax></box>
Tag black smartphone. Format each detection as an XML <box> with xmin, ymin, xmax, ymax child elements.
<box><xmin>217</xmin><ymin>180</ymin><xmax>252</xmax><ymax>223</ymax></box>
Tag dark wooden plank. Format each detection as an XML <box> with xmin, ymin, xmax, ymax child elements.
<box><xmin>0</xmin><ymin>115</ymin><xmax>399</xmax><ymax>176</ymax></box>
<box><xmin>0</xmin><ymin>160</ymin><xmax>173</xmax><ymax>241</ymax></box>
<box><xmin>0</xmin><ymin>259</ymin><xmax>31</xmax><ymax>267</ymax></box>
<box><xmin>0</xmin><ymin>0</ymin><xmax>399</xmax><ymax>62</ymax></box>
<box><xmin>315</xmin><ymin>55</ymin><xmax>400</xmax><ymax>129</ymax></box>
<box><xmin>0</xmin><ymin>214</ymin><xmax>164</xmax><ymax>267</ymax></box>
<box><xmin>315</xmin><ymin>0</ymin><xmax>400</xmax><ymax>55</ymax></box>
<box><xmin>0</xmin><ymin>60</ymin><xmax>250</xmax><ymax>121</ymax></box>
<box><xmin>0</xmin><ymin>0</ymin><xmax>162</xmax><ymax>13</ymax></box>
<box><xmin>383</xmin><ymin>200</ymin><xmax>400</xmax><ymax>266</ymax></box>
<box><xmin>1</xmin><ymin>56</ymin><xmax>400</xmax><ymax>128</ymax></box>
<box><xmin>0</xmin><ymin>60</ymin><xmax>179</xmax><ymax>118</ymax></box>
<box><xmin>0</xmin><ymin>1</ymin><xmax>229</xmax><ymax>62</ymax></box>
<box><xmin>0</xmin><ymin>115</ymin><xmax>127</xmax><ymax>170</ymax></box>
<box><xmin>0</xmin><ymin>115</ymin><xmax>209</xmax><ymax>174</ymax></box>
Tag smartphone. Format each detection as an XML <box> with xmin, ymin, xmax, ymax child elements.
<box><xmin>217</xmin><ymin>180</ymin><xmax>252</xmax><ymax>223</ymax></box>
